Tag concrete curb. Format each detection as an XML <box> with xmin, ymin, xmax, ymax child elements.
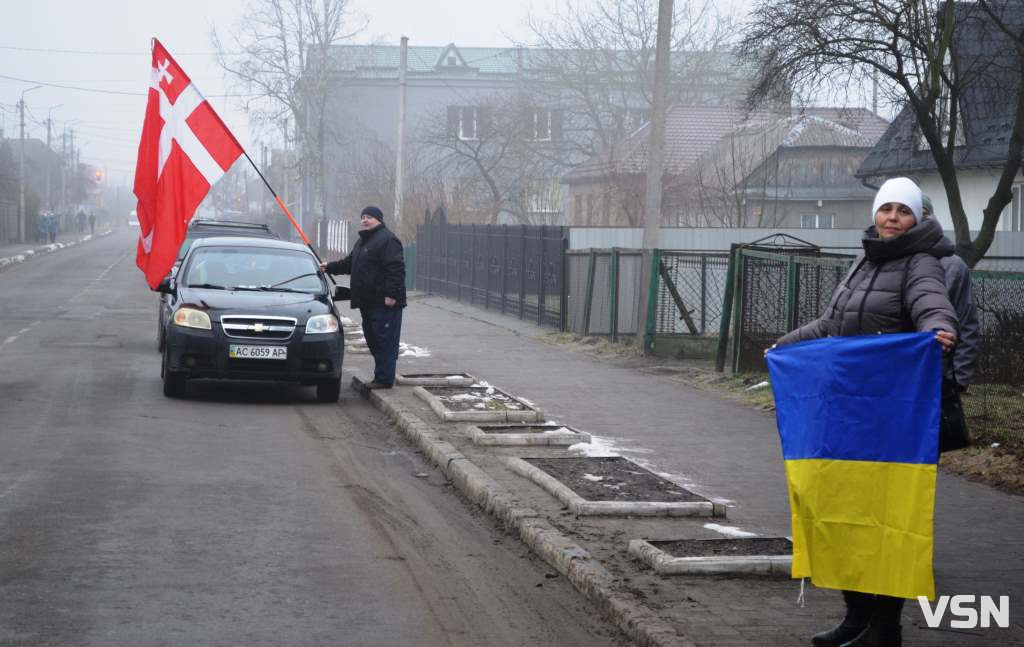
<box><xmin>464</xmin><ymin>422</ymin><xmax>591</xmax><ymax>447</ymax></box>
<box><xmin>412</xmin><ymin>384</ymin><xmax>545</xmax><ymax>423</ymax></box>
<box><xmin>628</xmin><ymin>539</ymin><xmax>793</xmax><ymax>576</ymax></box>
<box><xmin>505</xmin><ymin>456</ymin><xmax>726</xmax><ymax>518</ymax></box>
<box><xmin>0</xmin><ymin>230</ymin><xmax>115</xmax><ymax>274</ymax></box>
<box><xmin>360</xmin><ymin>385</ymin><xmax>694</xmax><ymax>647</ymax></box>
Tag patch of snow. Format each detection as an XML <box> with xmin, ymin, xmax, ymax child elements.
<box><xmin>399</xmin><ymin>342</ymin><xmax>431</xmax><ymax>358</ymax></box>
<box><xmin>446</xmin><ymin>375</ymin><xmax>467</xmax><ymax>379</ymax></box>
<box><xmin>569</xmin><ymin>435</ymin><xmax>621</xmax><ymax>457</ymax></box>
<box><xmin>582</xmin><ymin>473</ymin><xmax>604</xmax><ymax>482</ymax></box>
<box><xmin>745</xmin><ymin>380</ymin><xmax>770</xmax><ymax>391</ymax></box>
<box><xmin>704</xmin><ymin>523</ymin><xmax>757</xmax><ymax>538</ymax></box>
<box><xmin>992</xmin><ymin>442</ymin><xmax>1001</xmax><ymax>448</ymax></box>
<box><xmin>518</xmin><ymin>396</ymin><xmax>537</xmax><ymax>407</ymax></box>
<box><xmin>339</xmin><ymin>316</ymin><xmax>355</xmax><ymax>325</ymax></box>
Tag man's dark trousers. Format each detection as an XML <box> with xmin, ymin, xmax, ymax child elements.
<box><xmin>361</xmin><ymin>307</ymin><xmax>403</xmax><ymax>385</ymax></box>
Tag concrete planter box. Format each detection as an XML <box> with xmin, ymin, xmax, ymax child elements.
<box><xmin>505</xmin><ymin>456</ymin><xmax>726</xmax><ymax>517</ymax></box>
<box><xmin>465</xmin><ymin>423</ymin><xmax>590</xmax><ymax>447</ymax></box>
<box><xmin>628</xmin><ymin>538</ymin><xmax>792</xmax><ymax>576</ymax></box>
<box><xmin>396</xmin><ymin>373</ymin><xmax>477</xmax><ymax>387</ymax></box>
<box><xmin>413</xmin><ymin>385</ymin><xmax>544</xmax><ymax>423</ymax></box>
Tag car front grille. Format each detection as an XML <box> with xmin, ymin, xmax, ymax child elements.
<box><xmin>220</xmin><ymin>315</ymin><xmax>297</xmax><ymax>340</ymax></box>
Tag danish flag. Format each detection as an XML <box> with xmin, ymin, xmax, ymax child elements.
<box><xmin>134</xmin><ymin>38</ymin><xmax>243</xmax><ymax>288</ymax></box>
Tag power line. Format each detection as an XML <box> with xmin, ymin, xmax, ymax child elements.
<box><xmin>0</xmin><ymin>45</ymin><xmax>243</xmax><ymax>56</ymax></box>
<box><xmin>0</xmin><ymin>74</ymin><xmax>260</xmax><ymax>97</ymax></box>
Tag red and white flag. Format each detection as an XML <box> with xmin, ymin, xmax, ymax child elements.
<box><xmin>134</xmin><ymin>38</ymin><xmax>243</xmax><ymax>288</ymax></box>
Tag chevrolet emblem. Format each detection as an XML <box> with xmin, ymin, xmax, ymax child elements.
<box><xmin>253</xmin><ymin>323</ymin><xmax>265</xmax><ymax>332</ymax></box>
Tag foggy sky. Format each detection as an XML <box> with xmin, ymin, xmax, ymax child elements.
<box><xmin>0</xmin><ymin>0</ymin><xmax>570</xmax><ymax>192</ymax></box>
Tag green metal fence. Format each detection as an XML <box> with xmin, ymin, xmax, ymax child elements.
<box><xmin>715</xmin><ymin>244</ymin><xmax>1024</xmax><ymax>450</ymax></box>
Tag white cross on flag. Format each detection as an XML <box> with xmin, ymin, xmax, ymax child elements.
<box><xmin>134</xmin><ymin>38</ymin><xmax>243</xmax><ymax>288</ymax></box>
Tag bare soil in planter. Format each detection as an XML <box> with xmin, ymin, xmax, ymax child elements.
<box><xmin>525</xmin><ymin>456</ymin><xmax>704</xmax><ymax>502</ymax></box>
<box><xmin>480</xmin><ymin>424</ymin><xmax>571</xmax><ymax>435</ymax></box>
<box><xmin>426</xmin><ymin>386</ymin><xmax>526</xmax><ymax>412</ymax></box>
<box><xmin>649</xmin><ymin>537</ymin><xmax>792</xmax><ymax>558</ymax></box>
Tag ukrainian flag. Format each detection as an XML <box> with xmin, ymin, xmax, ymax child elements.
<box><xmin>766</xmin><ymin>332</ymin><xmax>941</xmax><ymax>600</ymax></box>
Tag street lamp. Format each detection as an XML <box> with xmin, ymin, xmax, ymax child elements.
<box><xmin>18</xmin><ymin>85</ymin><xmax>42</xmax><ymax>243</ymax></box>
<box><xmin>45</xmin><ymin>104</ymin><xmax>63</xmax><ymax>211</ymax></box>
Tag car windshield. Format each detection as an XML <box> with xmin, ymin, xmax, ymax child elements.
<box><xmin>183</xmin><ymin>246</ymin><xmax>324</xmax><ymax>293</ymax></box>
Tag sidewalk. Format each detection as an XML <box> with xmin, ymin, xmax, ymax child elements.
<box><xmin>0</xmin><ymin>229</ymin><xmax>114</xmax><ymax>272</ymax></box>
<box><xmin>351</xmin><ymin>295</ymin><xmax>1023</xmax><ymax>646</ymax></box>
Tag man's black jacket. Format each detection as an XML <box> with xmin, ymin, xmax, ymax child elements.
<box><xmin>324</xmin><ymin>224</ymin><xmax>406</xmax><ymax>309</ymax></box>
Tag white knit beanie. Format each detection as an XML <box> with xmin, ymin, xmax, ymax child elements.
<box><xmin>872</xmin><ymin>177</ymin><xmax>922</xmax><ymax>223</ymax></box>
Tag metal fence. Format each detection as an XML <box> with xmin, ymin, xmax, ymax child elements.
<box><xmin>415</xmin><ymin>207</ymin><xmax>567</xmax><ymax>328</ymax></box>
<box><xmin>721</xmin><ymin>244</ymin><xmax>1024</xmax><ymax>449</ymax></box>
<box><xmin>565</xmin><ymin>249</ymin><xmax>645</xmax><ymax>339</ymax></box>
<box><xmin>964</xmin><ymin>270</ymin><xmax>1024</xmax><ymax>447</ymax></box>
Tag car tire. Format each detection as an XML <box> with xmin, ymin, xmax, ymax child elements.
<box><xmin>157</xmin><ymin>311</ymin><xmax>166</xmax><ymax>352</ymax></box>
<box><xmin>162</xmin><ymin>350</ymin><xmax>186</xmax><ymax>398</ymax></box>
<box><xmin>316</xmin><ymin>378</ymin><xmax>341</xmax><ymax>403</ymax></box>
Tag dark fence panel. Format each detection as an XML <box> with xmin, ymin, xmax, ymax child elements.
<box><xmin>415</xmin><ymin>207</ymin><xmax>567</xmax><ymax>329</ymax></box>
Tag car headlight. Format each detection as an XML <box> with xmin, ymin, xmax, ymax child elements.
<box><xmin>305</xmin><ymin>314</ymin><xmax>339</xmax><ymax>335</ymax></box>
<box><xmin>172</xmin><ymin>307</ymin><xmax>212</xmax><ymax>330</ymax></box>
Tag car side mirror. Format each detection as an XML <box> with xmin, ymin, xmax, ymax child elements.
<box><xmin>156</xmin><ymin>277</ymin><xmax>175</xmax><ymax>295</ymax></box>
<box><xmin>332</xmin><ymin>285</ymin><xmax>351</xmax><ymax>301</ymax></box>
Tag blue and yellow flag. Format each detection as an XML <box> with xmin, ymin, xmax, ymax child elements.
<box><xmin>766</xmin><ymin>332</ymin><xmax>941</xmax><ymax>600</ymax></box>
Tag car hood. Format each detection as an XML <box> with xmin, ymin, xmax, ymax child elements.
<box><xmin>178</xmin><ymin>288</ymin><xmax>333</xmax><ymax>322</ymax></box>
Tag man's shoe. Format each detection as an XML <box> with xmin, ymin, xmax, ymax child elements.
<box><xmin>812</xmin><ymin>621</ymin><xmax>868</xmax><ymax>646</ymax></box>
<box><xmin>364</xmin><ymin>380</ymin><xmax>393</xmax><ymax>389</ymax></box>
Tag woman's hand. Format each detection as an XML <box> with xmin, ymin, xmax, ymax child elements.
<box><xmin>319</xmin><ymin>261</ymin><xmax>328</xmax><ymax>272</ymax></box>
<box><xmin>763</xmin><ymin>343</ymin><xmax>777</xmax><ymax>357</ymax></box>
<box><xmin>935</xmin><ymin>330</ymin><xmax>956</xmax><ymax>353</ymax></box>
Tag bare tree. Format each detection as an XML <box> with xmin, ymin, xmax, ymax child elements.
<box><xmin>213</xmin><ymin>0</ymin><xmax>364</xmax><ymax>226</ymax></box>
<box><xmin>740</xmin><ymin>0</ymin><xmax>1024</xmax><ymax>266</ymax></box>
<box><xmin>525</xmin><ymin>0</ymin><xmax>740</xmax><ymax>165</ymax></box>
<box><xmin>417</xmin><ymin>92</ymin><xmax>568</xmax><ymax>225</ymax></box>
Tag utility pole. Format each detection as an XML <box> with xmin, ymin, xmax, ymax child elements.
<box><xmin>18</xmin><ymin>97</ymin><xmax>26</xmax><ymax>242</ymax></box>
<box><xmin>393</xmin><ymin>36</ymin><xmax>408</xmax><ymax>232</ymax></box>
<box><xmin>635</xmin><ymin>0</ymin><xmax>673</xmax><ymax>352</ymax></box>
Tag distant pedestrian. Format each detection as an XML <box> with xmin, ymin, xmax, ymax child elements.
<box><xmin>46</xmin><ymin>214</ymin><xmax>58</xmax><ymax>244</ymax></box>
<box><xmin>922</xmin><ymin>193</ymin><xmax>979</xmax><ymax>452</ymax></box>
<box><xmin>321</xmin><ymin>206</ymin><xmax>406</xmax><ymax>389</ymax></box>
<box><xmin>77</xmin><ymin>209</ymin><xmax>87</xmax><ymax>233</ymax></box>
<box><xmin>88</xmin><ymin>212</ymin><xmax>96</xmax><ymax>235</ymax></box>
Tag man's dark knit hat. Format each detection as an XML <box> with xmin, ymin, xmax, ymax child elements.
<box><xmin>361</xmin><ymin>206</ymin><xmax>384</xmax><ymax>222</ymax></box>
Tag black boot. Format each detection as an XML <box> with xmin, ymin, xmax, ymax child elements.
<box><xmin>840</xmin><ymin>596</ymin><xmax>904</xmax><ymax>647</ymax></box>
<box><xmin>812</xmin><ymin>591</ymin><xmax>874</xmax><ymax>646</ymax></box>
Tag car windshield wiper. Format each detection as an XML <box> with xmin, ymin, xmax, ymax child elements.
<box><xmin>270</xmin><ymin>272</ymin><xmax>319</xmax><ymax>287</ymax></box>
<box><xmin>229</xmin><ymin>285</ymin><xmax>308</xmax><ymax>294</ymax></box>
<box><xmin>187</xmin><ymin>283</ymin><xmax>227</xmax><ymax>290</ymax></box>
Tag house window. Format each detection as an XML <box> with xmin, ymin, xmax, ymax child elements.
<box><xmin>801</xmin><ymin>213</ymin><xmax>834</xmax><ymax>229</ymax></box>
<box><xmin>457</xmin><ymin>107</ymin><xmax>478</xmax><ymax>140</ymax></box>
<box><xmin>529</xmin><ymin>109</ymin><xmax>552</xmax><ymax>141</ymax></box>
<box><xmin>447</xmin><ymin>56</ymin><xmax>457</xmax><ymax>66</ymax></box>
<box><xmin>1004</xmin><ymin>184</ymin><xmax>1022</xmax><ymax>232</ymax></box>
<box><xmin>574</xmin><ymin>194</ymin><xmax>583</xmax><ymax>220</ymax></box>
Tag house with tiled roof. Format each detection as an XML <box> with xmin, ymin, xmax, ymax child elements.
<box><xmin>561</xmin><ymin>105</ymin><xmax>888</xmax><ymax>227</ymax></box>
<box><xmin>855</xmin><ymin>2</ymin><xmax>1024</xmax><ymax>234</ymax></box>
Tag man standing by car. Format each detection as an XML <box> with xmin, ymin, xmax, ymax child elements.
<box><xmin>321</xmin><ymin>206</ymin><xmax>406</xmax><ymax>389</ymax></box>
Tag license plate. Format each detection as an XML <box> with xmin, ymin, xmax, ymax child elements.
<box><xmin>229</xmin><ymin>344</ymin><xmax>287</xmax><ymax>360</ymax></box>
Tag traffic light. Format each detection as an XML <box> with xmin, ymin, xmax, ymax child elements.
<box><xmin>94</xmin><ymin>169</ymin><xmax>103</xmax><ymax>183</ymax></box>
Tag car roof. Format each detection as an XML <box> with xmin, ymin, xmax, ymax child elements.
<box><xmin>187</xmin><ymin>219</ymin><xmax>276</xmax><ymax>235</ymax></box>
<box><xmin>189</xmin><ymin>236</ymin><xmax>314</xmax><ymax>253</ymax></box>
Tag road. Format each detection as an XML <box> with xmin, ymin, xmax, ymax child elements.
<box><xmin>0</xmin><ymin>230</ymin><xmax>627</xmax><ymax>647</ymax></box>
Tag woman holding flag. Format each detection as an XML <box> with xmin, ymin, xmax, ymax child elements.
<box><xmin>770</xmin><ymin>177</ymin><xmax>958</xmax><ymax>647</ymax></box>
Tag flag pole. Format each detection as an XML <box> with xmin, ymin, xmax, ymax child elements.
<box><xmin>240</xmin><ymin>149</ymin><xmax>319</xmax><ymax>259</ymax></box>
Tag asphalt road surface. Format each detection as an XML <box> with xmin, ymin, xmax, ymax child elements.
<box><xmin>0</xmin><ymin>230</ymin><xmax>627</xmax><ymax>647</ymax></box>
